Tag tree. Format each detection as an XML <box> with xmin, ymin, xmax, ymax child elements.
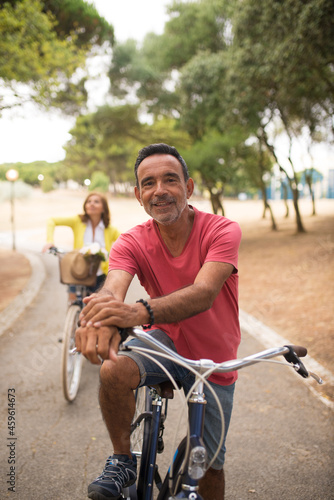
<box><xmin>64</xmin><ymin>104</ymin><xmax>146</xmax><ymax>187</ymax></box>
<box><xmin>182</xmin><ymin>129</ymin><xmax>255</xmax><ymax>215</ymax></box>
<box><xmin>0</xmin><ymin>0</ymin><xmax>114</xmax><ymax>115</ymax></box>
<box><xmin>89</xmin><ymin>171</ymin><xmax>109</xmax><ymax>193</ymax></box>
<box><xmin>229</xmin><ymin>0</ymin><xmax>334</xmax><ymax>232</ymax></box>
<box><xmin>64</xmin><ymin>103</ymin><xmax>192</xmax><ymax>187</ymax></box>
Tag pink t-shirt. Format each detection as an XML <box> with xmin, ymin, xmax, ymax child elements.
<box><xmin>109</xmin><ymin>206</ymin><xmax>242</xmax><ymax>385</ymax></box>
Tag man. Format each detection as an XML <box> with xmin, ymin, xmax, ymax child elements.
<box><xmin>76</xmin><ymin>143</ymin><xmax>242</xmax><ymax>500</ymax></box>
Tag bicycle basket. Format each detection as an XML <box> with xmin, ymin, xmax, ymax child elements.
<box><xmin>59</xmin><ymin>251</ymin><xmax>101</xmax><ymax>287</ymax></box>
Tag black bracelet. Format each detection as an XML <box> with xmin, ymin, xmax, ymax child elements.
<box><xmin>136</xmin><ymin>299</ymin><xmax>155</xmax><ymax>329</ymax></box>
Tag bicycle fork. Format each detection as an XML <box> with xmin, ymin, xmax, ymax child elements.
<box><xmin>169</xmin><ymin>380</ymin><xmax>207</xmax><ymax>500</ymax></box>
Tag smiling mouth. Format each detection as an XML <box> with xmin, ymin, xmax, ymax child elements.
<box><xmin>151</xmin><ymin>198</ymin><xmax>174</xmax><ymax>209</ymax></box>
<box><xmin>154</xmin><ymin>202</ymin><xmax>171</xmax><ymax>207</ymax></box>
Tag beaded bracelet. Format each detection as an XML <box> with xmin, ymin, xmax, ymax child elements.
<box><xmin>136</xmin><ymin>299</ymin><xmax>155</xmax><ymax>329</ymax></box>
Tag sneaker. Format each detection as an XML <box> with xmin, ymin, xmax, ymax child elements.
<box><xmin>88</xmin><ymin>453</ymin><xmax>137</xmax><ymax>500</ymax></box>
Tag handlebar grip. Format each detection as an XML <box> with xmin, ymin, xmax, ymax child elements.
<box><xmin>288</xmin><ymin>345</ymin><xmax>307</xmax><ymax>358</ymax></box>
<box><xmin>118</xmin><ymin>328</ymin><xmax>132</xmax><ymax>344</ymax></box>
<box><xmin>284</xmin><ymin>345</ymin><xmax>309</xmax><ymax>378</ymax></box>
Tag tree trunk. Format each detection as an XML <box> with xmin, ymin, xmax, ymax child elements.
<box><xmin>257</xmin><ymin>134</ymin><xmax>278</xmax><ymax>231</ymax></box>
<box><xmin>306</xmin><ymin>172</ymin><xmax>316</xmax><ymax>216</ymax></box>
<box><xmin>261</xmin><ymin>126</ymin><xmax>306</xmax><ymax>233</ymax></box>
<box><xmin>282</xmin><ymin>182</ymin><xmax>289</xmax><ymax>218</ymax></box>
<box><xmin>208</xmin><ymin>188</ymin><xmax>225</xmax><ymax>216</ymax></box>
<box><xmin>290</xmin><ymin>180</ymin><xmax>306</xmax><ymax>233</ymax></box>
<box><xmin>261</xmin><ymin>186</ymin><xmax>277</xmax><ymax>230</ymax></box>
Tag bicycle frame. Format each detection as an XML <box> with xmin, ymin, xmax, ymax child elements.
<box><xmin>161</xmin><ymin>381</ymin><xmax>207</xmax><ymax>500</ymax></box>
<box><xmin>126</xmin><ymin>380</ymin><xmax>207</xmax><ymax>500</ymax></box>
<box><xmin>118</xmin><ymin>327</ymin><xmax>322</xmax><ymax>500</ymax></box>
<box><xmin>138</xmin><ymin>388</ymin><xmax>164</xmax><ymax>500</ymax></box>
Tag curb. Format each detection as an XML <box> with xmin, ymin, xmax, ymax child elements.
<box><xmin>0</xmin><ymin>251</ymin><xmax>46</xmax><ymax>337</ymax></box>
<box><xmin>239</xmin><ymin>309</ymin><xmax>334</xmax><ymax>410</ymax></box>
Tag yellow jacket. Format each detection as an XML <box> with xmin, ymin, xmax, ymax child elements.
<box><xmin>46</xmin><ymin>215</ymin><xmax>120</xmax><ymax>275</ymax></box>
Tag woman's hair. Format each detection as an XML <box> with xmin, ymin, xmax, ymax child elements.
<box><xmin>79</xmin><ymin>192</ymin><xmax>110</xmax><ymax>227</ymax></box>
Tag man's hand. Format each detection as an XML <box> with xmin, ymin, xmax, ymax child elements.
<box><xmin>79</xmin><ymin>294</ymin><xmax>149</xmax><ymax>329</ymax></box>
<box><xmin>75</xmin><ymin>324</ymin><xmax>121</xmax><ymax>364</ymax></box>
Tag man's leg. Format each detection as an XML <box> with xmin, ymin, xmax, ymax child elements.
<box><xmin>87</xmin><ymin>357</ymin><xmax>141</xmax><ymax>499</ymax></box>
<box><xmin>199</xmin><ymin>467</ymin><xmax>225</xmax><ymax>500</ymax></box>
<box><xmin>198</xmin><ymin>382</ymin><xmax>235</xmax><ymax>500</ymax></box>
<box><xmin>99</xmin><ymin>356</ymin><xmax>141</xmax><ymax>457</ymax></box>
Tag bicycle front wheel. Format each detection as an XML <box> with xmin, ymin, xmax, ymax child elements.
<box><xmin>62</xmin><ymin>304</ymin><xmax>83</xmax><ymax>402</ymax></box>
<box><xmin>157</xmin><ymin>437</ymin><xmax>187</xmax><ymax>500</ymax></box>
<box><xmin>130</xmin><ymin>386</ymin><xmax>151</xmax><ymax>457</ymax></box>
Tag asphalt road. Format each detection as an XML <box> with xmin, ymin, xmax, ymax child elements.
<box><xmin>0</xmin><ymin>253</ymin><xmax>333</xmax><ymax>499</ymax></box>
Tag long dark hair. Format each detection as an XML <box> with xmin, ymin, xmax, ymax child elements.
<box><xmin>79</xmin><ymin>192</ymin><xmax>110</xmax><ymax>227</ymax></box>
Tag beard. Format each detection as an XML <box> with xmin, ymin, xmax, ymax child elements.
<box><xmin>147</xmin><ymin>195</ymin><xmax>188</xmax><ymax>226</ymax></box>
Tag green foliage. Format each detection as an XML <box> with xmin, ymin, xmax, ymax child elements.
<box><xmin>230</xmin><ymin>0</ymin><xmax>334</xmax><ymax>135</ymax></box>
<box><xmin>58</xmin><ymin>0</ymin><xmax>332</xmax><ymax>225</ymax></box>
<box><xmin>0</xmin><ymin>160</ymin><xmax>66</xmax><ymax>185</ymax></box>
<box><xmin>64</xmin><ymin>104</ymin><xmax>145</xmax><ymax>184</ymax></box>
<box><xmin>161</xmin><ymin>0</ymin><xmax>232</xmax><ymax>68</ymax></box>
<box><xmin>0</xmin><ymin>0</ymin><xmax>114</xmax><ymax>115</ymax></box>
<box><xmin>0</xmin><ymin>0</ymin><xmax>80</xmax><ymax>82</ymax></box>
<box><xmin>63</xmin><ymin>104</ymin><xmax>193</xmax><ymax>185</ymax></box>
<box><xmin>42</xmin><ymin>0</ymin><xmax>114</xmax><ymax>47</ymax></box>
<box><xmin>88</xmin><ymin>171</ymin><xmax>109</xmax><ymax>192</ymax></box>
<box><xmin>178</xmin><ymin>51</ymin><xmax>227</xmax><ymax>140</ymax></box>
<box><xmin>41</xmin><ymin>174</ymin><xmax>54</xmax><ymax>192</ymax></box>
<box><xmin>182</xmin><ymin>128</ymin><xmax>260</xmax><ymax>196</ymax></box>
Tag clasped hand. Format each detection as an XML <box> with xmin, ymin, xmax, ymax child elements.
<box><xmin>75</xmin><ymin>294</ymin><xmax>137</xmax><ymax>365</ymax></box>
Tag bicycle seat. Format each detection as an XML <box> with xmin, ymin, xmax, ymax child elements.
<box><xmin>151</xmin><ymin>380</ymin><xmax>181</xmax><ymax>399</ymax></box>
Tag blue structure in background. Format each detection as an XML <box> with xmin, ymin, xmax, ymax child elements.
<box><xmin>328</xmin><ymin>169</ymin><xmax>334</xmax><ymax>199</ymax></box>
<box><xmin>263</xmin><ymin>169</ymin><xmax>332</xmax><ymax>200</ymax></box>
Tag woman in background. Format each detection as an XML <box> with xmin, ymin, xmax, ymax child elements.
<box><xmin>43</xmin><ymin>192</ymin><xmax>120</xmax><ymax>301</ymax></box>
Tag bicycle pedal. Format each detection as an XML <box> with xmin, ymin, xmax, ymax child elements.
<box><xmin>122</xmin><ymin>482</ymin><xmax>137</xmax><ymax>499</ymax></box>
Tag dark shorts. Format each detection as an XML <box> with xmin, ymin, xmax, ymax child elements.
<box><xmin>119</xmin><ymin>329</ymin><xmax>235</xmax><ymax>469</ymax></box>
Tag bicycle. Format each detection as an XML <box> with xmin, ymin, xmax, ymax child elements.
<box><xmin>49</xmin><ymin>246</ymin><xmax>103</xmax><ymax>402</ymax></box>
<box><xmin>112</xmin><ymin>327</ymin><xmax>323</xmax><ymax>500</ymax></box>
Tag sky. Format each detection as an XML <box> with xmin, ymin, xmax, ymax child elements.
<box><xmin>0</xmin><ymin>0</ymin><xmax>170</xmax><ymax>165</ymax></box>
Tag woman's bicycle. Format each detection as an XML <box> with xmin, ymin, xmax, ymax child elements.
<box><xmin>113</xmin><ymin>327</ymin><xmax>323</xmax><ymax>500</ymax></box>
<box><xmin>49</xmin><ymin>246</ymin><xmax>103</xmax><ymax>402</ymax></box>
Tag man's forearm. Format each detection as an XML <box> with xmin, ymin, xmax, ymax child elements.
<box><xmin>147</xmin><ymin>283</ymin><xmax>213</xmax><ymax>325</ymax></box>
<box><xmin>145</xmin><ymin>261</ymin><xmax>234</xmax><ymax>325</ymax></box>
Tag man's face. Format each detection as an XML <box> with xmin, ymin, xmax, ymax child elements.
<box><xmin>134</xmin><ymin>154</ymin><xmax>194</xmax><ymax>225</ymax></box>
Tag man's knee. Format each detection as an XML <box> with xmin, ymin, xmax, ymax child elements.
<box><xmin>100</xmin><ymin>356</ymin><xmax>140</xmax><ymax>390</ymax></box>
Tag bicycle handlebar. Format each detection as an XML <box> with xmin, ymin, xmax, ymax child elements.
<box><xmin>118</xmin><ymin>327</ymin><xmax>323</xmax><ymax>384</ymax></box>
<box><xmin>48</xmin><ymin>246</ymin><xmax>64</xmax><ymax>256</ymax></box>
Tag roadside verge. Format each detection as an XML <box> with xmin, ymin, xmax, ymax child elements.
<box><xmin>0</xmin><ymin>252</ymin><xmax>45</xmax><ymax>337</ymax></box>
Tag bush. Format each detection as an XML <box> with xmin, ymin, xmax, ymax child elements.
<box><xmin>41</xmin><ymin>175</ymin><xmax>54</xmax><ymax>193</ymax></box>
<box><xmin>0</xmin><ymin>181</ymin><xmax>33</xmax><ymax>202</ymax></box>
<box><xmin>89</xmin><ymin>171</ymin><xmax>109</xmax><ymax>193</ymax></box>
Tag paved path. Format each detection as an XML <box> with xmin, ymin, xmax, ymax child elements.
<box><xmin>0</xmin><ymin>248</ymin><xmax>333</xmax><ymax>498</ymax></box>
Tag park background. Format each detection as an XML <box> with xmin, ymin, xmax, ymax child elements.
<box><xmin>0</xmin><ymin>0</ymin><xmax>333</xmax><ymax>402</ymax></box>
<box><xmin>0</xmin><ymin>4</ymin><xmax>333</xmax><ymax>498</ymax></box>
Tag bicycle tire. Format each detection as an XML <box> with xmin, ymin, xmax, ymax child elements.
<box><xmin>130</xmin><ymin>387</ymin><xmax>153</xmax><ymax>459</ymax></box>
<box><xmin>157</xmin><ymin>437</ymin><xmax>187</xmax><ymax>500</ymax></box>
<box><xmin>62</xmin><ymin>304</ymin><xmax>83</xmax><ymax>402</ymax></box>
<box><xmin>130</xmin><ymin>387</ymin><xmax>154</xmax><ymax>498</ymax></box>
